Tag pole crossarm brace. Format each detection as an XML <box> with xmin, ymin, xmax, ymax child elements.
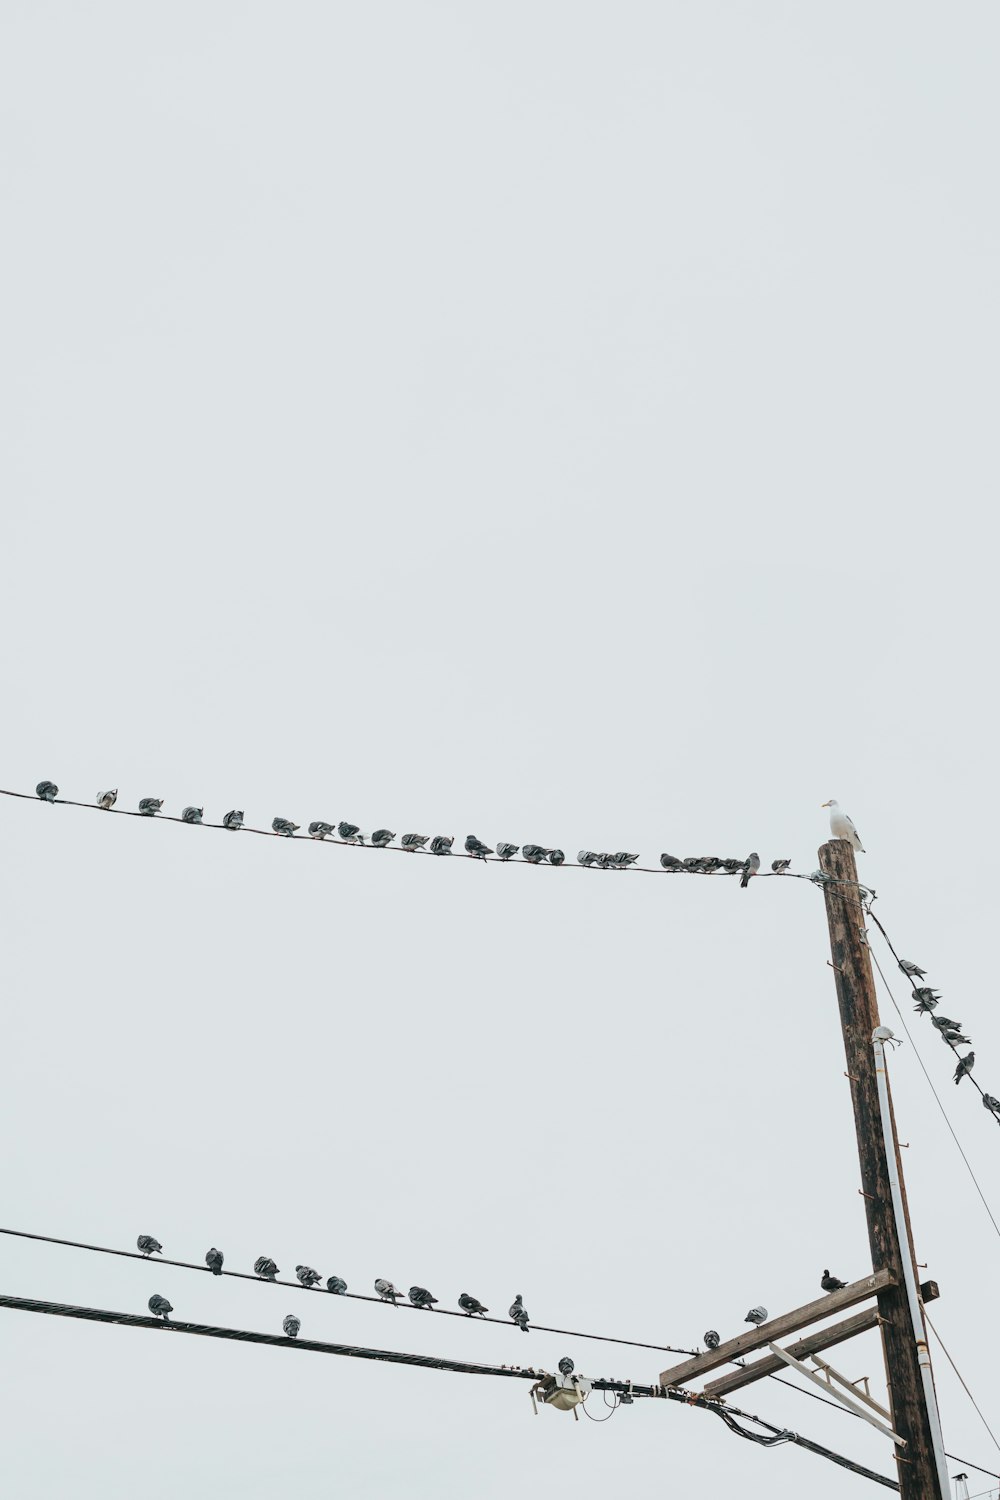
<box><xmin>808</xmin><ymin>1353</ymin><xmax>892</xmax><ymax>1420</ymax></box>
<box><xmin>767</xmin><ymin>1342</ymin><xmax>905</xmax><ymax>1444</ymax></box>
<box><xmin>659</xmin><ymin>1269</ymin><xmax>894</xmax><ymax>1388</ymax></box>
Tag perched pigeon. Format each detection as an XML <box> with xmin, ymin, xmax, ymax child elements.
<box><xmin>148</xmin><ymin>1294</ymin><xmax>173</xmax><ymax>1320</ymax></box>
<box><xmin>982</xmin><ymin>1095</ymin><xmax>1000</xmax><ymax>1119</ymax></box>
<box><xmin>181</xmin><ymin>806</ymin><xmax>203</xmax><ymax>824</ymax></box>
<box><xmin>704</xmin><ymin>1330</ymin><xmax>721</xmax><ymax>1350</ymax></box>
<box><xmin>282</xmin><ymin>1314</ymin><xmax>301</xmax><ymax>1339</ymax></box>
<box><xmin>308</xmin><ymin>821</ymin><xmax>335</xmax><ymax>840</ymax></box>
<box><xmin>822</xmin><ymin>799</ymin><xmax>865</xmax><ymax>853</ymax></box>
<box><xmin>408</xmin><ymin>1286</ymin><xmax>438</xmax><ymax>1309</ymax></box>
<box><xmin>954</xmin><ymin>1052</ymin><xmax>975</xmax><ymax>1084</ymax></box>
<box><xmin>138</xmin><ymin>797</ymin><xmax>163</xmax><ymax>816</ymax></box>
<box><xmin>96</xmin><ymin>789</ymin><xmax>118</xmax><ymax>810</ymax></box>
<box><xmin>740</xmin><ymin>853</ymin><xmax>761</xmax><ymax>889</ymax></box>
<box><xmin>557</xmin><ymin>1356</ymin><xmax>575</xmax><ymax>1376</ymax></box>
<box><xmin>931</xmin><ymin>1016</ymin><xmax>963</xmax><ymax>1034</ymax></box>
<box><xmin>137</xmin><ymin>1235</ymin><xmax>163</xmax><ymax>1257</ymax></box>
<box><xmin>338</xmin><ymin>821</ymin><xmax>363</xmax><ymax>844</ymax></box>
<box><xmin>35</xmin><ymin>781</ymin><xmax>59</xmax><ymax>802</ymax></box>
<box><xmin>254</xmin><ymin>1256</ymin><xmax>279</xmax><ymax>1280</ymax></box>
<box><xmin>681</xmin><ymin>857</ymin><xmax>704</xmax><ymax>871</ymax></box>
<box><xmin>509</xmin><ymin>1294</ymin><xmax>529</xmax><ymax>1331</ymax></box>
<box><xmin>465</xmin><ymin>834</ymin><xmax>494</xmax><ymax>860</ymax></box>
<box><xmin>659</xmin><ymin>853</ymin><xmax>684</xmax><ymax>871</ymax></box>
<box><xmin>375</xmin><ymin>1278</ymin><xmax>402</xmax><ymax>1303</ymax></box>
<box><xmin>939</xmin><ymin>1027</ymin><xmax>971</xmax><ymax>1046</ymax></box>
<box><xmin>326</xmin><ymin>1276</ymin><xmax>348</xmax><ymax>1295</ymax></box>
<box><xmin>745</xmin><ymin>1306</ymin><xmax>768</xmax><ymax>1326</ymax></box>
<box><xmin>429</xmin><ymin>835</ymin><xmax>454</xmax><ymax>855</ymax></box>
<box><xmin>401</xmin><ymin>833</ymin><xmax>429</xmax><ymax>852</ymax></box>
<box><xmin>272</xmin><ymin>817</ymin><xmax>299</xmax><ymax>837</ymax></box>
<box><xmin>578</xmin><ymin>850</ymin><xmax>600</xmax><ymax>867</ymax></box>
<box><xmin>821</xmin><ymin>1270</ymin><xmax>847</xmax><ymax>1292</ymax></box>
<box><xmin>912</xmin><ymin>988</ymin><xmax>941</xmax><ymax>1014</ymax></box>
<box><xmin>371</xmin><ymin>829</ymin><xmax>395</xmax><ymax>847</ymax></box>
<box><xmin>899</xmin><ymin>959</ymin><xmax>927</xmax><ymax>980</ymax></box>
<box><xmin>771</xmin><ymin>859</ymin><xmax>791</xmax><ymax>873</ymax></box>
<box><xmin>720</xmin><ymin>858</ymin><xmax>746</xmax><ymax>874</ymax></box>
<box><xmin>496</xmin><ymin>843</ymin><xmax>520</xmax><ymax>861</ymax></box>
<box><xmin>521</xmin><ymin>845</ymin><xmax>548</xmax><ymax>864</ymax></box>
<box><xmin>296</xmin><ymin>1265</ymin><xmax>322</xmax><ymax>1289</ymax></box>
<box><xmin>205</xmin><ymin>1248</ymin><xmax>224</xmax><ymax>1276</ymax></box>
<box><xmin>699</xmin><ymin>857</ymin><xmax>724</xmax><ymax>872</ymax></box>
<box><xmin>612</xmin><ymin>852</ymin><xmax>638</xmax><ymax>869</ymax></box>
<box><xmin>221</xmin><ymin>809</ymin><xmax>244</xmax><ymax>830</ymax></box>
<box><xmin>458</xmin><ymin>1293</ymin><xmax>488</xmax><ymax>1317</ymax></box>
<box><xmin>548</xmin><ymin>849</ymin><xmax>566</xmax><ymax>865</ymax></box>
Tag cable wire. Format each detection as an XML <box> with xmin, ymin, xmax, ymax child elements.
<box><xmin>924</xmin><ymin>1311</ymin><xmax>1000</xmax><ymax>1460</ymax></box>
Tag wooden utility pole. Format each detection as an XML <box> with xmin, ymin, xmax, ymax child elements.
<box><xmin>819</xmin><ymin>837</ymin><xmax>946</xmax><ymax>1500</ymax></box>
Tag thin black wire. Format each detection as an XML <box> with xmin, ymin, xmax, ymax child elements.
<box><xmin>0</xmin><ymin>1225</ymin><xmax>696</xmax><ymax>1358</ymax></box>
<box><xmin>925</xmin><ymin>1311</ymin><xmax>1000</xmax><ymax>1460</ymax></box>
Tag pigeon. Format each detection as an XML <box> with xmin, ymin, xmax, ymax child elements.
<box><xmin>698</xmin><ymin>857</ymin><xmax>724</xmax><ymax>873</ymax></box>
<box><xmin>181</xmin><ymin>806</ymin><xmax>203</xmax><ymax>824</ymax></box>
<box><xmin>35</xmin><ymin>781</ymin><xmax>59</xmax><ymax>802</ymax></box>
<box><xmin>521</xmin><ymin>845</ymin><xmax>548</xmax><ymax>864</ymax></box>
<box><xmin>497</xmin><ymin>842</ymin><xmax>520</xmax><ymax>861</ymax></box>
<box><xmin>401</xmin><ymin>834</ymin><xmax>429</xmax><ymax>852</ymax></box>
<box><xmin>205</xmin><ymin>1248</ymin><xmax>224</xmax><ymax>1275</ymax></box>
<box><xmin>745</xmin><ymin>1306</ymin><xmax>768</xmax><ymax>1326</ymax></box>
<box><xmin>221</xmin><ymin>809</ymin><xmax>244</xmax><ymax>830</ymax></box>
<box><xmin>931</xmin><ymin>1015</ymin><xmax>963</xmax><ymax>1033</ymax></box>
<box><xmin>821</xmin><ymin>1270</ymin><xmax>847</xmax><ymax>1292</ymax></box>
<box><xmin>740</xmin><ymin>853</ymin><xmax>761</xmax><ymax>889</ymax></box>
<box><xmin>548</xmin><ymin>848</ymin><xmax>565</xmax><ymax>865</ymax></box>
<box><xmin>939</xmin><ymin>1027</ymin><xmax>971</xmax><ymax>1046</ymax></box>
<box><xmin>295</xmin><ymin>1265</ymin><xmax>323</xmax><ymax>1289</ymax></box>
<box><xmin>682</xmin><ymin>857</ymin><xmax>705</xmax><ymax>871</ymax></box>
<box><xmin>509</xmin><ymin>1295</ymin><xmax>529</xmax><ymax>1331</ymax></box>
<box><xmin>282</xmin><ymin>1314</ymin><xmax>301</xmax><ymax>1339</ymax></box>
<box><xmin>138</xmin><ymin>798</ymin><xmax>163</xmax><ymax>816</ymax></box>
<box><xmin>612</xmin><ymin>852</ymin><xmax>639</xmax><ymax>869</ymax></box>
<box><xmin>899</xmin><ymin>959</ymin><xmax>927</xmax><ymax>980</ymax></box>
<box><xmin>429</xmin><ymin>835</ymin><xmax>454</xmax><ymax>855</ymax></box>
<box><xmin>704</xmin><ymin>1330</ymin><xmax>721</xmax><ymax>1350</ymax></box>
<box><xmin>375</xmin><ymin>1279</ymin><xmax>402</xmax><ymax>1303</ymax></box>
<box><xmin>148</xmin><ymin>1294</ymin><xmax>173</xmax><ymax>1320</ymax></box>
<box><xmin>465</xmin><ymin>835</ymin><xmax>494</xmax><ymax>859</ymax></box>
<box><xmin>254</xmin><ymin>1256</ymin><xmax>279</xmax><ymax>1280</ymax></box>
<box><xmin>578</xmin><ymin>850</ymin><xmax>600</xmax><ymax>867</ymax></box>
<box><xmin>954</xmin><ymin>1052</ymin><xmax>975</xmax><ymax>1085</ymax></box>
<box><xmin>338</xmin><ymin>821</ymin><xmax>364</xmax><ymax>844</ymax></box>
<box><xmin>771</xmin><ymin>859</ymin><xmax>791</xmax><ymax>873</ymax></box>
<box><xmin>137</xmin><ymin>1235</ymin><xmax>163</xmax><ymax>1257</ymax></box>
<box><xmin>96</xmin><ymin>789</ymin><xmax>118</xmax><ymax>810</ymax></box>
<box><xmin>720</xmin><ymin>858</ymin><xmax>746</xmax><ymax>874</ymax></box>
<box><xmin>308</xmin><ymin>821</ymin><xmax>335</xmax><ymax>840</ymax></box>
<box><xmin>326</xmin><ymin>1276</ymin><xmax>348</xmax><ymax>1294</ymax></box>
<box><xmin>458</xmin><ymin>1293</ymin><xmax>488</xmax><ymax>1317</ymax></box>
<box><xmin>982</xmin><ymin>1095</ymin><xmax>1000</xmax><ymax>1119</ymax></box>
<box><xmin>912</xmin><ymin>988</ymin><xmax>941</xmax><ymax>1014</ymax></box>
<box><xmin>822</xmin><ymin>800</ymin><xmax>865</xmax><ymax>853</ymax></box>
<box><xmin>371</xmin><ymin>829</ymin><xmax>395</xmax><ymax>847</ymax></box>
<box><xmin>659</xmin><ymin>853</ymin><xmax>683</xmax><ymax>871</ymax></box>
<box><xmin>408</xmin><ymin>1286</ymin><xmax>438</xmax><ymax>1309</ymax></box>
<box><xmin>557</xmin><ymin>1356</ymin><xmax>575</xmax><ymax>1376</ymax></box>
<box><xmin>272</xmin><ymin>817</ymin><xmax>299</xmax><ymax>837</ymax></box>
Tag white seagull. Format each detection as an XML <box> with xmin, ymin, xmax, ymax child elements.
<box><xmin>822</xmin><ymin>799</ymin><xmax>865</xmax><ymax>853</ymax></box>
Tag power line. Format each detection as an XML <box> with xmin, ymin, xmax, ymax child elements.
<box><xmin>925</xmin><ymin>1312</ymin><xmax>1000</xmax><ymax>1460</ymax></box>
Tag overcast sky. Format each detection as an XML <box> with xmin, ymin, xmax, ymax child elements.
<box><xmin>2</xmin><ymin>3</ymin><xmax>999</xmax><ymax>1496</ymax></box>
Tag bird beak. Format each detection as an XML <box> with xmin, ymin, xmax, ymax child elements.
<box><xmin>821</xmin><ymin>801</ymin><xmax>830</xmax><ymax>807</ymax></box>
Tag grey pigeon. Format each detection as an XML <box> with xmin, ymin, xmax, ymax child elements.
<box><xmin>931</xmin><ymin>1015</ymin><xmax>963</xmax><ymax>1034</ymax></box>
<box><xmin>720</xmin><ymin>858</ymin><xmax>745</xmax><ymax>874</ymax></box>
<box><xmin>548</xmin><ymin>848</ymin><xmax>566</xmax><ymax>865</ymax></box>
<box><xmin>408</xmin><ymin>1286</ymin><xmax>438</xmax><ymax>1309</ymax></box>
<box><xmin>557</xmin><ymin>1356</ymin><xmax>574</xmax><ymax>1376</ymax></box>
<box><xmin>371</xmin><ymin>829</ymin><xmax>395</xmax><ymax>847</ymax></box>
<box><xmin>308</xmin><ymin>822</ymin><xmax>335</xmax><ymax>839</ymax></box>
<box><xmin>181</xmin><ymin>806</ymin><xmax>203</xmax><ymax>824</ymax></box>
<box><xmin>596</xmin><ymin>853</ymin><xmax>618</xmax><ymax>869</ymax></box>
<box><xmin>497</xmin><ymin>843</ymin><xmax>520</xmax><ymax>861</ymax></box>
<box><xmin>521</xmin><ymin>845</ymin><xmax>548</xmax><ymax>864</ymax></box>
<box><xmin>138</xmin><ymin>797</ymin><xmax>163</xmax><ymax>816</ymax></box>
<box><xmin>899</xmin><ymin>959</ymin><xmax>927</xmax><ymax>980</ymax></box>
<box><xmin>982</xmin><ymin>1095</ymin><xmax>1000</xmax><ymax>1119</ymax></box>
<box><xmin>283</xmin><ymin>1314</ymin><xmax>301</xmax><ymax>1339</ymax></box>
<box><xmin>771</xmin><ymin>859</ymin><xmax>791</xmax><ymax>873</ymax></box>
<box><xmin>272</xmin><ymin>817</ymin><xmax>299</xmax><ymax>837</ymax></box>
<box><xmin>458</xmin><ymin>1292</ymin><xmax>488</xmax><ymax>1317</ymax></box>
<box><xmin>296</xmin><ymin>1265</ymin><xmax>323</xmax><ymax>1289</ymax></box>
<box><xmin>222</xmin><ymin>809</ymin><xmax>244</xmax><ymax>830</ymax></box>
<box><xmin>740</xmin><ymin>853</ymin><xmax>761</xmax><ymax>889</ymax></box>
<box><xmin>704</xmin><ymin>1330</ymin><xmax>721</xmax><ymax>1350</ymax></box>
<box><xmin>327</xmin><ymin>1276</ymin><xmax>348</xmax><ymax>1294</ymax></box>
<box><xmin>612</xmin><ymin>852</ymin><xmax>638</xmax><ymax>869</ymax></box>
<box><xmin>912</xmin><ymin>988</ymin><xmax>941</xmax><ymax>1014</ymax></box>
<box><xmin>682</xmin><ymin>856</ymin><xmax>704</xmax><ymax>871</ymax></box>
<box><xmin>659</xmin><ymin>853</ymin><xmax>684</xmax><ymax>871</ymax></box>
<box><xmin>745</xmin><ymin>1306</ymin><xmax>768</xmax><ymax>1326</ymax></box>
<box><xmin>401</xmin><ymin>833</ymin><xmax>429</xmax><ymax>852</ymax></box>
<box><xmin>465</xmin><ymin>834</ymin><xmax>494</xmax><ymax>859</ymax></box>
<box><xmin>254</xmin><ymin>1256</ymin><xmax>279</xmax><ymax>1280</ymax></box>
<box><xmin>821</xmin><ymin>1270</ymin><xmax>847</xmax><ymax>1292</ymax></box>
<box><xmin>148</xmin><ymin>1294</ymin><xmax>172</xmax><ymax>1320</ymax></box>
<box><xmin>375</xmin><ymin>1278</ymin><xmax>402</xmax><ymax>1303</ymax></box>
<box><xmin>699</xmin><ymin>857</ymin><xmax>724</xmax><ymax>872</ymax></box>
<box><xmin>205</xmin><ymin>1248</ymin><xmax>224</xmax><ymax>1275</ymax></box>
<box><xmin>429</xmin><ymin>835</ymin><xmax>453</xmax><ymax>855</ymax></box>
<box><xmin>137</xmin><ymin>1235</ymin><xmax>162</xmax><ymax>1257</ymax></box>
<box><xmin>509</xmin><ymin>1294</ymin><xmax>529</xmax><ymax>1331</ymax></box>
<box><xmin>338</xmin><ymin>821</ymin><xmax>364</xmax><ymax>844</ymax></box>
<box><xmin>954</xmin><ymin>1052</ymin><xmax>975</xmax><ymax>1085</ymax></box>
<box><xmin>35</xmin><ymin>781</ymin><xmax>59</xmax><ymax>802</ymax></box>
<box><xmin>96</xmin><ymin>789</ymin><xmax>118</xmax><ymax>810</ymax></box>
<box><xmin>578</xmin><ymin>850</ymin><xmax>600</xmax><ymax>867</ymax></box>
<box><xmin>939</xmin><ymin>1027</ymin><xmax>971</xmax><ymax>1046</ymax></box>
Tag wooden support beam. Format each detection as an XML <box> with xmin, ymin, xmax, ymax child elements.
<box><xmin>767</xmin><ymin>1343</ymin><xmax>905</xmax><ymax>1443</ymax></box>
<box><xmin>659</xmin><ymin>1269</ymin><xmax>894</xmax><ymax>1388</ymax></box>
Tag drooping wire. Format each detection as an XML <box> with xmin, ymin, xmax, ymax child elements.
<box><xmin>924</xmin><ymin>1311</ymin><xmax>1000</xmax><ymax>1460</ymax></box>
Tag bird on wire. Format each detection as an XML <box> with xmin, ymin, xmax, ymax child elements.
<box><xmin>35</xmin><ymin>781</ymin><xmax>58</xmax><ymax>801</ymax></box>
<box><xmin>254</xmin><ymin>1256</ymin><xmax>279</xmax><ymax>1280</ymax></box>
<box><xmin>205</xmin><ymin>1248</ymin><xmax>224</xmax><ymax>1276</ymax></box>
<box><xmin>659</xmin><ymin>853</ymin><xmax>683</xmax><ymax>870</ymax></box>
<box><xmin>745</xmin><ymin>1306</ymin><xmax>768</xmax><ymax>1326</ymax></box>
<box><xmin>401</xmin><ymin>833</ymin><xmax>429</xmax><ymax>852</ymax></box>
<box><xmin>464</xmin><ymin>835</ymin><xmax>493</xmax><ymax>860</ymax></box>
<box><xmin>822</xmin><ymin>799</ymin><xmax>865</xmax><ymax>853</ymax></box>
<box><xmin>137</xmin><ymin>1235</ymin><xmax>162</xmax><ymax>1257</ymax></box>
<box><xmin>96</xmin><ymin>789</ymin><xmax>117</xmax><ymax>810</ymax></box>
<box><xmin>371</xmin><ymin>829</ymin><xmax>395</xmax><ymax>847</ymax></box>
<box><xmin>954</xmin><ymin>1052</ymin><xmax>975</xmax><ymax>1085</ymax></box>
<box><xmin>308</xmin><ymin>821</ymin><xmax>335</xmax><ymax>840</ymax></box>
<box><xmin>283</xmin><ymin>1314</ymin><xmax>301</xmax><ymax>1339</ymax></box>
<box><xmin>458</xmin><ymin>1293</ymin><xmax>488</xmax><ymax>1317</ymax></box>
<box><xmin>181</xmin><ymin>806</ymin><xmax>203</xmax><ymax>824</ymax></box>
<box><xmin>295</xmin><ymin>1265</ymin><xmax>322</xmax><ymax>1289</ymax></box>
<box><xmin>509</xmin><ymin>1295</ymin><xmax>529</xmax><ymax>1332</ymax></box>
<box><xmin>522</xmin><ymin>845</ymin><xmax>548</xmax><ymax>864</ymax></box>
<box><xmin>558</xmin><ymin>1356</ymin><xmax>575</xmax><ymax>1376</ymax></box>
<box><xmin>931</xmin><ymin>1015</ymin><xmax>964</xmax><ymax>1035</ymax></box>
<box><xmin>821</xmin><ymin>1270</ymin><xmax>847</xmax><ymax>1292</ymax></box>
<box><xmin>719</xmin><ymin>858</ymin><xmax>746</xmax><ymax>874</ymax></box>
<box><xmin>740</xmin><ymin>853</ymin><xmax>760</xmax><ymax>889</ymax></box>
<box><xmin>272</xmin><ymin>817</ymin><xmax>299</xmax><ymax>837</ymax></box>
<box><xmin>771</xmin><ymin>858</ymin><xmax>791</xmax><ymax>873</ymax></box>
<box><xmin>612</xmin><ymin>852</ymin><xmax>638</xmax><ymax>869</ymax></box>
<box><xmin>138</xmin><ymin>797</ymin><xmax>163</xmax><ymax>816</ymax></box>
<box><xmin>983</xmin><ymin>1095</ymin><xmax>1000</xmax><ymax>1119</ymax></box>
<box><xmin>221</xmin><ymin>809</ymin><xmax>244</xmax><ymax>830</ymax></box>
<box><xmin>939</xmin><ymin>1027</ymin><xmax>971</xmax><ymax>1046</ymax></box>
<box><xmin>148</xmin><ymin>1294</ymin><xmax>173</xmax><ymax>1321</ymax></box>
<box><xmin>704</xmin><ymin>1330</ymin><xmax>721</xmax><ymax>1350</ymax></box>
<box><xmin>326</xmin><ymin>1276</ymin><xmax>348</xmax><ymax>1294</ymax></box>
<box><xmin>338</xmin><ymin>821</ymin><xmax>363</xmax><ymax>844</ymax></box>
<box><xmin>375</xmin><ymin>1279</ymin><xmax>402</xmax><ymax>1304</ymax></box>
<box><xmin>429</xmin><ymin>835</ymin><xmax>454</xmax><ymax>855</ymax></box>
<box><xmin>548</xmin><ymin>848</ymin><xmax>565</xmax><ymax>865</ymax></box>
<box><xmin>578</xmin><ymin>850</ymin><xmax>600</xmax><ymax>867</ymax></box>
<box><xmin>497</xmin><ymin>842</ymin><xmax>519</xmax><ymax>861</ymax></box>
<box><xmin>899</xmin><ymin>959</ymin><xmax>927</xmax><ymax>980</ymax></box>
<box><xmin>912</xmin><ymin>988</ymin><xmax>941</xmax><ymax>1014</ymax></box>
<box><xmin>408</xmin><ymin>1286</ymin><xmax>438</xmax><ymax>1309</ymax></box>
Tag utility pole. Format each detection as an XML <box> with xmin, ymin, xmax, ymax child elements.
<box><xmin>819</xmin><ymin>837</ymin><xmax>947</xmax><ymax>1499</ymax></box>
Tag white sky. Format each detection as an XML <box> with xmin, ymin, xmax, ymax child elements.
<box><xmin>2</xmin><ymin>3</ymin><xmax>999</xmax><ymax>1496</ymax></box>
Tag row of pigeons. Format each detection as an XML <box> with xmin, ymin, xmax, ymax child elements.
<box><xmin>700</xmin><ymin>1270</ymin><xmax>849</xmax><ymax>1351</ymax></box>
<box><xmin>900</xmin><ymin>958</ymin><xmax>998</xmax><ymax>1109</ymax></box>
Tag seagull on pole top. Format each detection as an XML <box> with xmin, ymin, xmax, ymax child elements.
<box><xmin>464</xmin><ymin>835</ymin><xmax>494</xmax><ymax>860</ymax></box>
<box><xmin>458</xmin><ymin>1293</ymin><xmax>488</xmax><ymax>1316</ymax></box>
<box><xmin>205</xmin><ymin>1248</ymin><xmax>224</xmax><ymax>1275</ymax></box>
<box><xmin>821</xmin><ymin>800</ymin><xmax>865</xmax><ymax>853</ymax></box>
<box><xmin>35</xmin><ymin>781</ymin><xmax>59</xmax><ymax>801</ymax></box>
<box><xmin>739</xmin><ymin>853</ymin><xmax>760</xmax><ymax>889</ymax></box>
<box><xmin>401</xmin><ymin>833</ymin><xmax>429</xmax><ymax>852</ymax></box>
<box><xmin>254</xmin><ymin>1256</ymin><xmax>279</xmax><ymax>1280</ymax></box>
<box><xmin>954</xmin><ymin>1052</ymin><xmax>975</xmax><ymax>1085</ymax></box>
<box><xmin>898</xmin><ymin>959</ymin><xmax>927</xmax><ymax>980</ymax></box>
<box><xmin>283</xmin><ymin>1314</ymin><xmax>301</xmax><ymax>1339</ymax></box>
<box><xmin>138</xmin><ymin>797</ymin><xmax>163</xmax><ymax>816</ymax></box>
<box><xmin>222</xmin><ymin>809</ymin><xmax>244</xmax><ymax>830</ymax></box>
<box><xmin>148</xmin><ymin>1294</ymin><xmax>172</xmax><ymax>1320</ymax></box>
<box><xmin>295</xmin><ymin>1265</ymin><xmax>322</xmax><ymax>1289</ymax></box>
<box><xmin>375</xmin><ymin>1279</ymin><xmax>402</xmax><ymax>1303</ymax></box>
<box><xmin>272</xmin><ymin>817</ymin><xmax>300</xmax><ymax>837</ymax></box>
<box><xmin>703</xmin><ymin>1330</ymin><xmax>721</xmax><ymax>1350</ymax></box>
<box><xmin>137</xmin><ymin>1235</ymin><xmax>162</xmax><ymax>1256</ymax></box>
<box><xmin>181</xmin><ymin>806</ymin><xmax>203</xmax><ymax>824</ymax></box>
<box><xmin>371</xmin><ymin>829</ymin><xmax>395</xmax><ymax>847</ymax></box>
<box><xmin>408</xmin><ymin>1286</ymin><xmax>438</xmax><ymax>1309</ymax></box>
<box><xmin>821</xmin><ymin>1270</ymin><xmax>847</xmax><ymax>1292</ymax></box>
<box><xmin>744</xmin><ymin>1306</ymin><xmax>768</xmax><ymax>1326</ymax></box>
<box><xmin>96</xmin><ymin>789</ymin><xmax>117</xmax><ymax>810</ymax></box>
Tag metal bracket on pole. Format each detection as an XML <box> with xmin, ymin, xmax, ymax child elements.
<box><xmin>766</xmin><ymin>1343</ymin><xmax>906</xmax><ymax>1445</ymax></box>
